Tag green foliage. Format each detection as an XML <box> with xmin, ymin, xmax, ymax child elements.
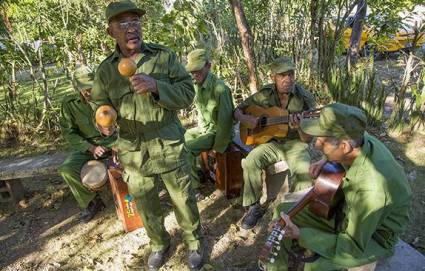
<box><xmin>327</xmin><ymin>56</ymin><xmax>387</xmax><ymax>125</ymax></box>
<box><xmin>1</xmin><ymin>0</ymin><xmax>424</xmax><ymax>155</ymax></box>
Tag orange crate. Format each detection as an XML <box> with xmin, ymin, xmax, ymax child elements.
<box><xmin>108</xmin><ymin>166</ymin><xmax>143</xmax><ymax>232</ymax></box>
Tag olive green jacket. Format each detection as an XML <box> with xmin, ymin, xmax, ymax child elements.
<box><xmin>237</xmin><ymin>83</ymin><xmax>315</xmax><ymax>140</ymax></box>
<box><xmin>59</xmin><ymin>94</ymin><xmax>116</xmax><ymax>152</ymax></box>
<box><xmin>194</xmin><ymin>72</ymin><xmax>234</xmax><ymax>153</ymax></box>
<box><xmin>299</xmin><ymin>132</ymin><xmax>412</xmax><ymax>265</ymax></box>
<box><xmin>91</xmin><ymin>43</ymin><xmax>195</xmax><ymax>174</ymax></box>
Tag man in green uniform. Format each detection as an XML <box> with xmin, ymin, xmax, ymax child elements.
<box><xmin>184</xmin><ymin>49</ymin><xmax>235</xmax><ymax>198</ymax></box>
<box><xmin>59</xmin><ymin>66</ymin><xmax>117</xmax><ymax>223</ymax></box>
<box><xmin>90</xmin><ymin>1</ymin><xmax>203</xmax><ymax>270</ymax></box>
<box><xmin>265</xmin><ymin>103</ymin><xmax>412</xmax><ymax>271</ymax></box>
<box><xmin>234</xmin><ymin>56</ymin><xmax>315</xmax><ymax>229</ymax></box>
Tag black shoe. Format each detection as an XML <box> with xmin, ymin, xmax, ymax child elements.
<box><xmin>188</xmin><ymin>248</ymin><xmax>203</xmax><ymax>270</ymax></box>
<box><xmin>80</xmin><ymin>195</ymin><xmax>105</xmax><ymax>223</ymax></box>
<box><xmin>241</xmin><ymin>203</ymin><xmax>264</xmax><ymax>230</ymax></box>
<box><xmin>148</xmin><ymin>245</ymin><xmax>170</xmax><ymax>271</ymax></box>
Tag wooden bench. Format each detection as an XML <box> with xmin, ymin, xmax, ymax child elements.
<box><xmin>0</xmin><ymin>152</ymin><xmax>68</xmax><ymax>203</ymax></box>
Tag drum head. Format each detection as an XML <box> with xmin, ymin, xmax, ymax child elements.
<box><xmin>81</xmin><ymin>160</ymin><xmax>108</xmax><ymax>190</ymax></box>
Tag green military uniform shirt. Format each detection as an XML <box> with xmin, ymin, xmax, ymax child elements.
<box><xmin>193</xmin><ymin>72</ymin><xmax>234</xmax><ymax>153</ymax></box>
<box><xmin>298</xmin><ymin>132</ymin><xmax>412</xmax><ymax>266</ymax></box>
<box><xmin>91</xmin><ymin>43</ymin><xmax>195</xmax><ymax>175</ymax></box>
<box><xmin>59</xmin><ymin>93</ymin><xmax>116</xmax><ymax>151</ymax></box>
<box><xmin>237</xmin><ymin>83</ymin><xmax>315</xmax><ymax>140</ymax></box>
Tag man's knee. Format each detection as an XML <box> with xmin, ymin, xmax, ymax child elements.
<box><xmin>242</xmin><ymin>153</ymin><xmax>263</xmax><ymax>170</ymax></box>
<box><xmin>58</xmin><ymin>163</ymin><xmax>74</xmax><ymax>177</ymax></box>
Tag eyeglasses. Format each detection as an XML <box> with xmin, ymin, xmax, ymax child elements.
<box><xmin>117</xmin><ymin>20</ymin><xmax>141</xmax><ymax>30</ymax></box>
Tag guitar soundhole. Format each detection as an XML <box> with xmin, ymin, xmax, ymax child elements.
<box><xmin>259</xmin><ymin>116</ymin><xmax>268</xmax><ymax>128</ymax></box>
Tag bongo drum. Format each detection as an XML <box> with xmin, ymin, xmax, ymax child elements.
<box><xmin>81</xmin><ymin>160</ymin><xmax>108</xmax><ymax>191</ymax></box>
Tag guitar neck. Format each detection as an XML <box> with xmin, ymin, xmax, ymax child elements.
<box><xmin>265</xmin><ymin>116</ymin><xmax>290</xmax><ymax>126</ymax></box>
<box><xmin>279</xmin><ymin>188</ymin><xmax>315</xmax><ymax>226</ymax></box>
<box><xmin>263</xmin><ymin>112</ymin><xmax>307</xmax><ymax>127</ymax></box>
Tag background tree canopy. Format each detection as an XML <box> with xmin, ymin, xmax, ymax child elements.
<box><xmin>0</xmin><ymin>0</ymin><xmax>424</xmax><ymax>150</ymax></box>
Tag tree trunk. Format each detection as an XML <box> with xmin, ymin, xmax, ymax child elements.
<box><xmin>347</xmin><ymin>0</ymin><xmax>367</xmax><ymax>67</ymax></box>
<box><xmin>8</xmin><ymin>60</ymin><xmax>17</xmax><ymax>101</ymax></box>
<box><xmin>0</xmin><ymin>4</ymin><xmax>13</xmax><ymax>32</ymax></box>
<box><xmin>229</xmin><ymin>0</ymin><xmax>257</xmax><ymax>94</ymax></box>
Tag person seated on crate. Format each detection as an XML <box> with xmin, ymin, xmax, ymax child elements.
<box><xmin>184</xmin><ymin>49</ymin><xmax>235</xmax><ymax>200</ymax></box>
<box><xmin>58</xmin><ymin>66</ymin><xmax>117</xmax><ymax>223</ymax></box>
<box><xmin>264</xmin><ymin>103</ymin><xmax>412</xmax><ymax>271</ymax></box>
<box><xmin>234</xmin><ymin>56</ymin><xmax>316</xmax><ymax>230</ymax></box>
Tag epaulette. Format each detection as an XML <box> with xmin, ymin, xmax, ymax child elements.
<box><xmin>61</xmin><ymin>93</ymin><xmax>80</xmax><ymax>104</ymax></box>
<box><xmin>258</xmin><ymin>83</ymin><xmax>275</xmax><ymax>93</ymax></box>
<box><xmin>144</xmin><ymin>42</ymin><xmax>171</xmax><ymax>53</ymax></box>
<box><xmin>97</xmin><ymin>51</ymin><xmax>116</xmax><ymax>69</ymax></box>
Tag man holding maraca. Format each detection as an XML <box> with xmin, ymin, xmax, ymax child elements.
<box><xmin>91</xmin><ymin>1</ymin><xmax>203</xmax><ymax>270</ymax></box>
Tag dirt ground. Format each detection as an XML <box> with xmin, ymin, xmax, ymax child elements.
<box><xmin>1</xmin><ymin>58</ymin><xmax>425</xmax><ymax>270</ymax></box>
<box><xmin>0</xmin><ymin>174</ymin><xmax>278</xmax><ymax>271</ymax></box>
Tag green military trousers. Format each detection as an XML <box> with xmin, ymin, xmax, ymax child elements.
<box><xmin>242</xmin><ymin>139</ymin><xmax>312</xmax><ymax>207</ymax></box>
<box><xmin>265</xmin><ymin>202</ymin><xmax>388</xmax><ymax>271</ymax></box>
<box><xmin>58</xmin><ymin>151</ymin><xmax>97</xmax><ymax>209</ymax></box>
<box><xmin>185</xmin><ymin>127</ymin><xmax>216</xmax><ymax>189</ymax></box>
<box><xmin>119</xmin><ymin>148</ymin><xmax>202</xmax><ymax>252</ymax></box>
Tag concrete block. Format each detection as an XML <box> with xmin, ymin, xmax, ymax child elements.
<box><xmin>376</xmin><ymin>240</ymin><xmax>425</xmax><ymax>271</ymax></box>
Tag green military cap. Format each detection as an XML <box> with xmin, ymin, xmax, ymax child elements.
<box><xmin>270</xmin><ymin>56</ymin><xmax>295</xmax><ymax>74</ymax></box>
<box><xmin>186</xmin><ymin>49</ymin><xmax>209</xmax><ymax>72</ymax></box>
<box><xmin>105</xmin><ymin>0</ymin><xmax>145</xmax><ymax>22</ymax></box>
<box><xmin>73</xmin><ymin>66</ymin><xmax>94</xmax><ymax>91</ymax></box>
<box><xmin>300</xmin><ymin>103</ymin><xmax>367</xmax><ymax>139</ymax></box>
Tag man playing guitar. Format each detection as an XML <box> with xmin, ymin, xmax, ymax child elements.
<box><xmin>264</xmin><ymin>103</ymin><xmax>412</xmax><ymax>270</ymax></box>
<box><xmin>234</xmin><ymin>56</ymin><xmax>316</xmax><ymax>229</ymax></box>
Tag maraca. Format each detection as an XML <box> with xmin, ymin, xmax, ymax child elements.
<box><xmin>118</xmin><ymin>58</ymin><xmax>137</xmax><ymax>77</ymax></box>
<box><xmin>95</xmin><ymin>105</ymin><xmax>117</xmax><ymax>137</ymax></box>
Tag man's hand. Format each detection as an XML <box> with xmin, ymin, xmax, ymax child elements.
<box><xmin>129</xmin><ymin>73</ymin><xmax>158</xmax><ymax>95</ymax></box>
<box><xmin>280</xmin><ymin>212</ymin><xmax>300</xmax><ymax>239</ymax></box>
<box><xmin>89</xmin><ymin>145</ymin><xmax>108</xmax><ymax>159</ymax></box>
<box><xmin>289</xmin><ymin>113</ymin><xmax>301</xmax><ymax>129</ymax></box>
<box><xmin>309</xmin><ymin>158</ymin><xmax>327</xmax><ymax>179</ymax></box>
<box><xmin>235</xmin><ymin>108</ymin><xmax>258</xmax><ymax>129</ymax></box>
<box><xmin>242</xmin><ymin>114</ymin><xmax>259</xmax><ymax>129</ymax></box>
<box><xmin>111</xmin><ymin>146</ymin><xmax>120</xmax><ymax>165</ymax></box>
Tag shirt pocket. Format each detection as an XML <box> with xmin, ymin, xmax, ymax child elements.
<box><xmin>77</xmin><ymin>118</ymin><xmax>98</xmax><ymax>138</ymax></box>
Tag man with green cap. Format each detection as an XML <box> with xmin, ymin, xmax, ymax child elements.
<box><xmin>264</xmin><ymin>103</ymin><xmax>412</xmax><ymax>271</ymax></box>
<box><xmin>91</xmin><ymin>1</ymin><xmax>203</xmax><ymax>270</ymax></box>
<box><xmin>184</xmin><ymin>48</ymin><xmax>235</xmax><ymax>199</ymax></box>
<box><xmin>234</xmin><ymin>56</ymin><xmax>316</xmax><ymax>230</ymax></box>
<box><xmin>59</xmin><ymin>65</ymin><xmax>117</xmax><ymax>223</ymax></box>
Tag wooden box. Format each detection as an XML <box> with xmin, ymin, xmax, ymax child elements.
<box><xmin>108</xmin><ymin>166</ymin><xmax>143</xmax><ymax>232</ymax></box>
<box><xmin>201</xmin><ymin>144</ymin><xmax>244</xmax><ymax>198</ymax></box>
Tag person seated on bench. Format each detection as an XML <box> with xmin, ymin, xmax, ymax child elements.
<box><xmin>184</xmin><ymin>49</ymin><xmax>235</xmax><ymax>200</ymax></box>
<box><xmin>266</xmin><ymin>103</ymin><xmax>412</xmax><ymax>271</ymax></box>
<box><xmin>58</xmin><ymin>66</ymin><xmax>117</xmax><ymax>223</ymax></box>
<box><xmin>234</xmin><ymin>56</ymin><xmax>316</xmax><ymax>229</ymax></box>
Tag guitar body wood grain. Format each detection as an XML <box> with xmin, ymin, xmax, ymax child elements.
<box><xmin>240</xmin><ymin>105</ymin><xmax>289</xmax><ymax>145</ymax></box>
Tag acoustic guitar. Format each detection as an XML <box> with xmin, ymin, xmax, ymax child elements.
<box><xmin>239</xmin><ymin>105</ymin><xmax>320</xmax><ymax>145</ymax></box>
<box><xmin>258</xmin><ymin>162</ymin><xmax>345</xmax><ymax>269</ymax></box>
